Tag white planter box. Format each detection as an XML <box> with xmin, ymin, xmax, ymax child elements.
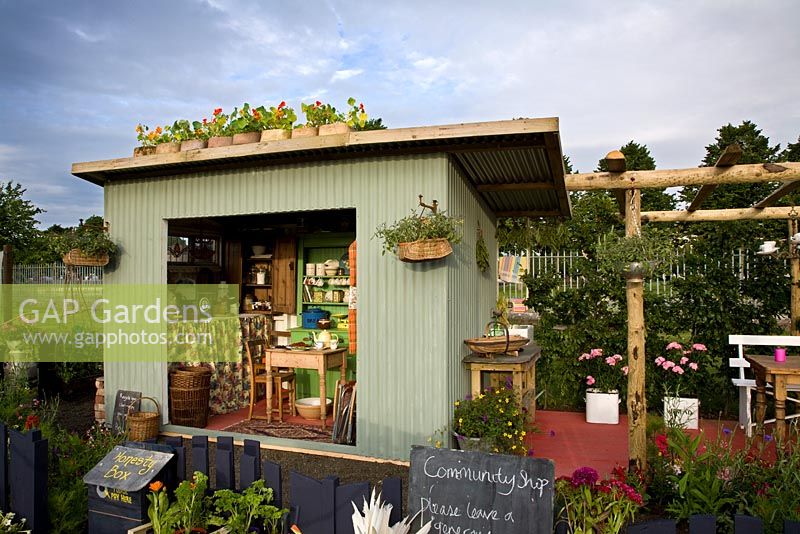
<box><xmin>663</xmin><ymin>396</ymin><xmax>699</xmax><ymax>429</ymax></box>
<box><xmin>585</xmin><ymin>389</ymin><xmax>619</xmax><ymax>424</ymax></box>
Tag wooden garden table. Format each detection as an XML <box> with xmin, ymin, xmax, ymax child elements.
<box><xmin>462</xmin><ymin>344</ymin><xmax>541</xmax><ymax>421</ymax></box>
<box><xmin>745</xmin><ymin>354</ymin><xmax>800</xmax><ymax>441</ymax></box>
<box><xmin>264</xmin><ymin>347</ymin><xmax>347</xmax><ymax>429</ymax></box>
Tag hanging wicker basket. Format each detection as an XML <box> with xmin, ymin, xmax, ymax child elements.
<box><xmin>62</xmin><ymin>248</ymin><xmax>109</xmax><ymax>267</ymax></box>
<box><xmin>127</xmin><ymin>396</ymin><xmax>160</xmax><ymax>441</ymax></box>
<box><xmin>464</xmin><ymin>321</ymin><xmax>529</xmax><ymax>356</ymax></box>
<box><xmin>397</xmin><ymin>238</ymin><xmax>453</xmax><ymax>263</ymax></box>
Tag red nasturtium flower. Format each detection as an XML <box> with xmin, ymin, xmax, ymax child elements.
<box><xmin>252</xmin><ymin>109</ymin><xmax>261</xmax><ymax>120</ymax></box>
<box><xmin>202</xmin><ymin>118</ymin><xmax>207</xmax><ymax>125</ymax></box>
<box><xmin>359</xmin><ymin>102</ymin><xmax>365</xmax><ymax>111</ymax></box>
<box><xmin>278</xmin><ymin>101</ymin><xmax>286</xmax><ymax>109</ymax></box>
<box><xmin>315</xmin><ymin>100</ymin><xmax>321</xmax><ymax>107</ymax></box>
<box><xmin>213</xmin><ymin>107</ymin><xmax>222</xmax><ymax>116</ymax></box>
<box><xmin>24</xmin><ymin>414</ymin><xmax>39</xmax><ymax>430</ymax></box>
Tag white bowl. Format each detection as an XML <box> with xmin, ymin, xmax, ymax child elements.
<box><xmin>296</xmin><ymin>397</ymin><xmax>333</xmax><ymax>420</ymax></box>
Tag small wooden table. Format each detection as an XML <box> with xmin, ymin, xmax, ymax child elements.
<box><xmin>462</xmin><ymin>344</ymin><xmax>541</xmax><ymax>421</ymax></box>
<box><xmin>264</xmin><ymin>348</ymin><xmax>347</xmax><ymax>429</ymax></box>
<box><xmin>745</xmin><ymin>354</ymin><xmax>800</xmax><ymax>441</ymax></box>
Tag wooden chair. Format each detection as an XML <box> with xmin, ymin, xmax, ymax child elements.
<box><xmin>245</xmin><ymin>339</ymin><xmax>296</xmax><ymax>422</ymax></box>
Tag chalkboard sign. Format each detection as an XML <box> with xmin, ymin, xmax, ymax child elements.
<box><xmin>83</xmin><ymin>445</ymin><xmax>174</xmax><ymax>492</ymax></box>
<box><xmin>112</xmin><ymin>390</ymin><xmax>141</xmax><ymax>433</ymax></box>
<box><xmin>409</xmin><ymin>446</ymin><xmax>554</xmax><ymax>534</ymax></box>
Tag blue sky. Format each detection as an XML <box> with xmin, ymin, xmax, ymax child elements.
<box><xmin>1</xmin><ymin>0</ymin><xmax>798</xmax><ymax>226</ymax></box>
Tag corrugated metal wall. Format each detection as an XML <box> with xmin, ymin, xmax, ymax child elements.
<box><xmin>105</xmin><ymin>154</ymin><xmax>484</xmax><ymax>459</ymax></box>
<box><xmin>445</xmin><ymin>159</ymin><xmax>498</xmax><ymax>426</ymax></box>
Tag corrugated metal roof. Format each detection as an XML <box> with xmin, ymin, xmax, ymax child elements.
<box><xmin>73</xmin><ymin>118</ymin><xmax>570</xmax><ymax>217</ymax></box>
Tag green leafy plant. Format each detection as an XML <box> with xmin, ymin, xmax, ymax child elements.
<box><xmin>260</xmin><ymin>101</ymin><xmax>297</xmax><ymax>130</ymax></box>
<box><xmin>0</xmin><ymin>510</ymin><xmax>31</xmax><ymax>533</ymax></box>
<box><xmin>452</xmin><ymin>377</ymin><xmax>531</xmax><ymax>455</ymax></box>
<box><xmin>344</xmin><ymin>97</ymin><xmax>368</xmax><ymax>129</ymax></box>
<box><xmin>208</xmin><ymin>480</ymin><xmax>286</xmax><ymax>534</ymax></box>
<box><xmin>578</xmin><ymin>348</ymin><xmax>628</xmax><ymax>393</ymax></box>
<box><xmin>300</xmin><ymin>100</ymin><xmax>344</xmax><ymax>127</ymax></box>
<box><xmin>475</xmin><ymin>226</ymin><xmax>490</xmax><ymax>273</ymax></box>
<box><xmin>171</xmin><ymin>471</ymin><xmax>209</xmax><ymax>532</ymax></box>
<box><xmin>206</xmin><ymin>107</ymin><xmax>231</xmax><ymax>137</ymax></box>
<box><xmin>595</xmin><ymin>231</ymin><xmax>674</xmax><ymax>277</ymax></box>
<box><xmin>555</xmin><ymin>466</ymin><xmax>643</xmax><ymax>534</ymax></box>
<box><xmin>54</xmin><ymin>219</ymin><xmax>117</xmax><ymax>259</ymax></box>
<box><xmin>147</xmin><ymin>481</ymin><xmax>177</xmax><ymax>534</ymax></box>
<box><xmin>373</xmin><ymin>210</ymin><xmax>463</xmax><ymax>255</ymax></box>
<box><xmin>229</xmin><ymin>103</ymin><xmax>268</xmax><ymax>134</ymax></box>
<box><xmin>135</xmin><ymin>124</ymin><xmax>172</xmax><ymax>146</ymax></box>
<box><xmin>170</xmin><ymin>119</ymin><xmax>208</xmax><ymax>142</ymax></box>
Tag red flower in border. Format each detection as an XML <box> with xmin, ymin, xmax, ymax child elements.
<box><xmin>213</xmin><ymin>108</ymin><xmax>223</xmax><ymax>116</ymax></box>
<box><xmin>278</xmin><ymin>101</ymin><xmax>286</xmax><ymax>109</ymax></box>
<box><xmin>315</xmin><ymin>100</ymin><xmax>322</xmax><ymax>107</ymax></box>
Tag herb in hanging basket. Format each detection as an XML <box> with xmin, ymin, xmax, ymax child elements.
<box><xmin>374</xmin><ymin>205</ymin><xmax>463</xmax><ymax>262</ymax></box>
<box><xmin>595</xmin><ymin>231</ymin><xmax>674</xmax><ymax>278</ymax></box>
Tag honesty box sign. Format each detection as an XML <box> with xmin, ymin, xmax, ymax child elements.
<box><xmin>0</xmin><ymin>284</ymin><xmax>241</xmax><ymax>362</ymax></box>
<box><xmin>409</xmin><ymin>446</ymin><xmax>555</xmax><ymax>534</ymax></box>
<box><xmin>84</xmin><ymin>445</ymin><xmax>173</xmax><ymax>492</ymax></box>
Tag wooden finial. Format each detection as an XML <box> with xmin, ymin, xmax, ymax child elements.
<box><xmin>605</xmin><ymin>150</ymin><xmax>626</xmax><ymax>173</ymax></box>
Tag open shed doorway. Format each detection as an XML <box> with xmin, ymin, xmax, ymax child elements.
<box><xmin>165</xmin><ymin>209</ymin><xmax>357</xmax><ymax>445</ymax></box>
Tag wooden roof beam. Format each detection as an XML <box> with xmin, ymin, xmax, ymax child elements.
<box><xmin>564</xmin><ymin>162</ymin><xmax>797</xmax><ymax>191</ymax></box>
<box><xmin>642</xmin><ymin>206</ymin><xmax>800</xmax><ymax>223</ymax></box>
<box><xmin>475</xmin><ymin>182</ymin><xmax>555</xmax><ymax>192</ymax></box>
<box><xmin>495</xmin><ymin>210</ymin><xmax>562</xmax><ymax>218</ymax></box>
<box><xmin>753</xmin><ymin>181</ymin><xmax>800</xmax><ymax>209</ymax></box>
<box><xmin>687</xmin><ymin>144</ymin><xmax>743</xmax><ymax>212</ymax></box>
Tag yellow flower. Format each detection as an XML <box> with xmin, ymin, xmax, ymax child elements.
<box><xmin>435</xmin><ymin>440</ymin><xmax>442</xmax><ymax>448</ymax></box>
<box><xmin>478</xmin><ymin>394</ymin><xmax>484</xmax><ymax>399</ymax></box>
<box><xmin>512</xmin><ymin>444</ymin><xmax>517</xmax><ymax>450</ymax></box>
<box><xmin>454</xmin><ymin>401</ymin><xmax>460</xmax><ymax>407</ymax></box>
<box><xmin>505</xmin><ymin>398</ymin><xmax>509</xmax><ymax>403</ymax></box>
<box><xmin>507</xmin><ymin>421</ymin><xmax>512</xmax><ymax>426</ymax></box>
<box><xmin>459</xmin><ymin>418</ymin><xmax>463</xmax><ymax>424</ymax></box>
<box><xmin>521</xmin><ymin>430</ymin><xmax>526</xmax><ymax>437</ymax></box>
<box><xmin>499</xmin><ymin>408</ymin><xmax>504</xmax><ymax>413</ymax></box>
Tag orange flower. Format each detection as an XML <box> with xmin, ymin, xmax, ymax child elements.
<box><xmin>135</xmin><ymin>125</ymin><xmax>143</xmax><ymax>133</ymax></box>
<box><xmin>252</xmin><ymin>110</ymin><xmax>261</xmax><ymax>120</ymax></box>
<box><xmin>149</xmin><ymin>481</ymin><xmax>164</xmax><ymax>492</ymax></box>
<box><xmin>154</xmin><ymin>126</ymin><xmax>163</xmax><ymax>135</ymax></box>
<box><xmin>213</xmin><ymin>108</ymin><xmax>222</xmax><ymax>116</ymax></box>
<box><xmin>290</xmin><ymin>525</ymin><xmax>302</xmax><ymax>534</ymax></box>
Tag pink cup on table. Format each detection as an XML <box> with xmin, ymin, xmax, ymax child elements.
<box><xmin>775</xmin><ymin>347</ymin><xmax>787</xmax><ymax>362</ymax></box>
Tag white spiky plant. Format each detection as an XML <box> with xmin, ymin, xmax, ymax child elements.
<box><xmin>352</xmin><ymin>489</ymin><xmax>432</xmax><ymax>534</ymax></box>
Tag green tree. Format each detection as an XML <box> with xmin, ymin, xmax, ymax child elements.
<box><xmin>596</xmin><ymin>140</ymin><xmax>676</xmax><ymax>212</ymax></box>
<box><xmin>0</xmin><ymin>181</ymin><xmax>44</xmax><ymax>258</ymax></box>
<box><xmin>780</xmin><ymin>136</ymin><xmax>800</xmax><ymax>162</ymax></box>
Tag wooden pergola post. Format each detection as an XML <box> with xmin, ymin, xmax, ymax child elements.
<box><xmin>625</xmin><ymin>189</ymin><xmax>647</xmax><ymax>471</ymax></box>
<box><xmin>790</xmin><ymin>219</ymin><xmax>800</xmax><ymax>336</ymax></box>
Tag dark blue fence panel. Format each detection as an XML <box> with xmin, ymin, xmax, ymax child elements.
<box><xmin>191</xmin><ymin>435</ymin><xmax>209</xmax><ymax>477</ymax></box>
<box><xmin>628</xmin><ymin>519</ymin><xmax>676</xmax><ymax>534</ymax></box>
<box><xmin>290</xmin><ymin>472</ymin><xmax>337</xmax><ymax>534</ymax></box>
<box><xmin>263</xmin><ymin>459</ymin><xmax>282</xmax><ymax>509</ymax></box>
<box><xmin>0</xmin><ymin>423</ymin><xmax>7</xmax><ymax>512</ymax></box>
<box><xmin>164</xmin><ymin>436</ymin><xmax>186</xmax><ymax>481</ymax></box>
<box><xmin>689</xmin><ymin>514</ymin><xmax>716</xmax><ymax>534</ymax></box>
<box><xmin>215</xmin><ymin>436</ymin><xmax>235</xmax><ymax>490</ymax></box>
<box><xmin>735</xmin><ymin>515</ymin><xmax>763</xmax><ymax>534</ymax></box>
<box><xmin>335</xmin><ymin>481</ymin><xmax>369</xmax><ymax>534</ymax></box>
<box><xmin>382</xmin><ymin>477</ymin><xmax>402</xmax><ymax>526</ymax></box>
<box><xmin>9</xmin><ymin>429</ymin><xmax>48</xmax><ymax>534</ymax></box>
<box><xmin>240</xmin><ymin>439</ymin><xmax>260</xmax><ymax>490</ymax></box>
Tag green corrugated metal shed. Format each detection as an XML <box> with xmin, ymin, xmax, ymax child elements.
<box><xmin>72</xmin><ymin>118</ymin><xmax>568</xmax><ymax>460</ymax></box>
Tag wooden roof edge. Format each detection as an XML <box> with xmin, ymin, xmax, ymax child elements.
<box><xmin>71</xmin><ymin>117</ymin><xmax>560</xmax><ymax>183</ymax></box>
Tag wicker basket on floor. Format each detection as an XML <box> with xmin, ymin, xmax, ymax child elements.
<box><xmin>397</xmin><ymin>238</ymin><xmax>453</xmax><ymax>263</ymax></box>
<box><xmin>127</xmin><ymin>396</ymin><xmax>160</xmax><ymax>441</ymax></box>
<box><xmin>170</xmin><ymin>387</ymin><xmax>210</xmax><ymax>427</ymax></box>
<box><xmin>171</xmin><ymin>366</ymin><xmax>212</xmax><ymax>389</ymax></box>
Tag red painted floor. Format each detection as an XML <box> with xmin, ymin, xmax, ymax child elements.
<box><xmin>208</xmin><ymin>407</ymin><xmax>758</xmax><ymax>477</ymax></box>
<box><xmin>527</xmin><ymin>410</ymin><xmax>749</xmax><ymax>477</ymax></box>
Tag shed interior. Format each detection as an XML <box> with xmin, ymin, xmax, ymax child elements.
<box><xmin>166</xmin><ymin>209</ymin><xmax>357</xmax><ymax>444</ymax></box>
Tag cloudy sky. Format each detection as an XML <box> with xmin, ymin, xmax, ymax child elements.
<box><xmin>1</xmin><ymin>0</ymin><xmax>798</xmax><ymax>226</ymax></box>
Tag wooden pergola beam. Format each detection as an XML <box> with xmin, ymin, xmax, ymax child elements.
<box><xmin>687</xmin><ymin>144</ymin><xmax>743</xmax><ymax>212</ymax></box>
<box><xmin>753</xmin><ymin>181</ymin><xmax>800</xmax><ymax>209</ymax></box>
<box><xmin>642</xmin><ymin>206</ymin><xmax>800</xmax><ymax>223</ymax></box>
<box><xmin>565</xmin><ymin>162</ymin><xmax>796</xmax><ymax>191</ymax></box>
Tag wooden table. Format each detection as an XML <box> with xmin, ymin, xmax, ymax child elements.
<box><xmin>462</xmin><ymin>344</ymin><xmax>541</xmax><ymax>421</ymax></box>
<box><xmin>745</xmin><ymin>354</ymin><xmax>800</xmax><ymax>441</ymax></box>
<box><xmin>264</xmin><ymin>347</ymin><xmax>347</xmax><ymax>429</ymax></box>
